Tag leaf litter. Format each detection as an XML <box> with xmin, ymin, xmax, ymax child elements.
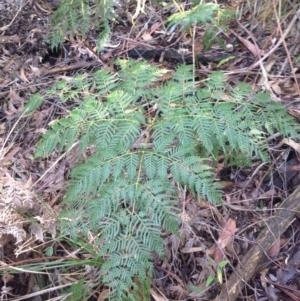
<box><xmin>1</xmin><ymin>0</ymin><xmax>300</xmax><ymax>300</ymax></box>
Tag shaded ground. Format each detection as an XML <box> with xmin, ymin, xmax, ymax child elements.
<box><xmin>1</xmin><ymin>0</ymin><xmax>300</xmax><ymax>300</ymax></box>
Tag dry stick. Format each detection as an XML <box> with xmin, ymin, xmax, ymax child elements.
<box><xmin>0</xmin><ymin>0</ymin><xmax>30</xmax><ymax>32</ymax></box>
<box><xmin>37</xmin><ymin>0</ymin><xmax>54</xmax><ymax>14</ymax></box>
<box><xmin>0</xmin><ymin>110</ymin><xmax>27</xmax><ymax>161</ymax></box>
<box><xmin>12</xmin><ymin>283</ymin><xmax>75</xmax><ymax>301</ymax></box>
<box><xmin>42</xmin><ymin>61</ymin><xmax>100</xmax><ymax>76</ymax></box>
<box><xmin>216</xmin><ymin>185</ymin><xmax>300</xmax><ymax>301</ymax></box>
<box><xmin>249</xmin><ymin>9</ymin><xmax>300</xmax><ymax>70</ymax></box>
<box><xmin>32</xmin><ymin>141</ymin><xmax>79</xmax><ymax>187</ymax></box>
<box><xmin>272</xmin><ymin>0</ymin><xmax>300</xmax><ymax>97</ymax></box>
<box><xmin>235</xmin><ymin>20</ymin><xmax>271</xmax><ymax>90</ymax></box>
<box><xmin>117</xmin><ymin>36</ymin><xmax>158</xmax><ymax>51</ymax></box>
<box><xmin>278</xmin><ymin>38</ymin><xmax>300</xmax><ymax>76</ymax></box>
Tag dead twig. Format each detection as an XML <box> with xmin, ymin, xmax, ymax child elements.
<box><xmin>271</xmin><ymin>0</ymin><xmax>300</xmax><ymax>97</ymax></box>
<box><xmin>248</xmin><ymin>9</ymin><xmax>300</xmax><ymax>70</ymax></box>
<box><xmin>216</xmin><ymin>185</ymin><xmax>300</xmax><ymax>301</ymax></box>
<box><xmin>0</xmin><ymin>1</ymin><xmax>30</xmax><ymax>32</ymax></box>
<box><xmin>42</xmin><ymin>61</ymin><xmax>101</xmax><ymax>76</ymax></box>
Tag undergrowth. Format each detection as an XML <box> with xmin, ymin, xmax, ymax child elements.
<box><xmin>48</xmin><ymin>0</ymin><xmax>115</xmax><ymax>50</ymax></box>
<box><xmin>48</xmin><ymin>0</ymin><xmax>234</xmax><ymax>52</ymax></box>
<box><xmin>48</xmin><ymin>0</ymin><xmax>149</xmax><ymax>51</ymax></box>
<box><xmin>25</xmin><ymin>60</ymin><xmax>298</xmax><ymax>300</ymax></box>
<box><xmin>21</xmin><ymin>0</ymin><xmax>300</xmax><ymax>300</ymax></box>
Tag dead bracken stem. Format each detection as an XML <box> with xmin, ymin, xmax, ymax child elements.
<box><xmin>272</xmin><ymin>0</ymin><xmax>300</xmax><ymax>97</ymax></box>
<box><xmin>0</xmin><ymin>110</ymin><xmax>27</xmax><ymax>162</ymax></box>
<box><xmin>250</xmin><ymin>8</ymin><xmax>300</xmax><ymax>71</ymax></box>
<box><xmin>32</xmin><ymin>141</ymin><xmax>79</xmax><ymax>188</ymax></box>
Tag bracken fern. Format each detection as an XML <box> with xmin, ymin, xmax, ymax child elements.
<box><xmin>48</xmin><ymin>0</ymin><xmax>117</xmax><ymax>50</ymax></box>
<box><xmin>26</xmin><ymin>60</ymin><xmax>299</xmax><ymax>300</ymax></box>
<box><xmin>48</xmin><ymin>0</ymin><xmax>151</xmax><ymax>51</ymax></box>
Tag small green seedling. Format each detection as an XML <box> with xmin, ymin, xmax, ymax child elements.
<box><xmin>206</xmin><ymin>258</ymin><xmax>229</xmax><ymax>286</ymax></box>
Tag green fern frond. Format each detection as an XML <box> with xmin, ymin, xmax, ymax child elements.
<box><xmin>24</xmin><ymin>93</ymin><xmax>44</xmax><ymax>113</ymax></box>
<box><xmin>29</xmin><ymin>60</ymin><xmax>299</xmax><ymax>300</ymax></box>
<box><xmin>167</xmin><ymin>3</ymin><xmax>219</xmax><ymax>30</ymax></box>
<box><xmin>92</xmin><ymin>69</ymin><xmax>119</xmax><ymax>94</ymax></box>
<box><xmin>64</xmin><ymin>279</ymin><xmax>89</xmax><ymax>301</ymax></box>
<box><xmin>48</xmin><ymin>0</ymin><xmax>117</xmax><ymax>51</ymax></box>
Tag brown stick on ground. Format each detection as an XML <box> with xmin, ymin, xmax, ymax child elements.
<box><xmin>216</xmin><ymin>186</ymin><xmax>300</xmax><ymax>301</ymax></box>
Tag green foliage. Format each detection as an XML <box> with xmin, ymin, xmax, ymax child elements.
<box><xmin>48</xmin><ymin>0</ymin><xmax>152</xmax><ymax>50</ymax></box>
<box><xmin>23</xmin><ymin>1</ymin><xmax>300</xmax><ymax>299</ymax></box>
<box><xmin>27</xmin><ymin>60</ymin><xmax>299</xmax><ymax>300</ymax></box>
<box><xmin>167</xmin><ymin>3</ymin><xmax>219</xmax><ymax>30</ymax></box>
<box><xmin>206</xmin><ymin>258</ymin><xmax>229</xmax><ymax>286</ymax></box>
<box><xmin>202</xmin><ymin>26</ymin><xmax>225</xmax><ymax>50</ymax></box>
<box><xmin>64</xmin><ymin>279</ymin><xmax>89</xmax><ymax>301</ymax></box>
<box><xmin>48</xmin><ymin>1</ymin><xmax>234</xmax><ymax>52</ymax></box>
<box><xmin>167</xmin><ymin>3</ymin><xmax>236</xmax><ymax>51</ymax></box>
<box><xmin>202</xmin><ymin>8</ymin><xmax>236</xmax><ymax>50</ymax></box>
<box><xmin>48</xmin><ymin>0</ymin><xmax>118</xmax><ymax>50</ymax></box>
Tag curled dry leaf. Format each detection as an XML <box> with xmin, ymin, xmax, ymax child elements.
<box><xmin>142</xmin><ymin>33</ymin><xmax>153</xmax><ymax>41</ymax></box>
<box><xmin>230</xmin><ymin>29</ymin><xmax>262</xmax><ymax>57</ymax></box>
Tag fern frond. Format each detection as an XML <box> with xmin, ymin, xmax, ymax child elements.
<box><xmin>192</xmin><ymin>114</ymin><xmax>215</xmax><ymax>153</ymax></box>
<box><xmin>167</xmin><ymin>3</ymin><xmax>219</xmax><ymax>31</ymax></box>
<box><xmin>92</xmin><ymin>69</ymin><xmax>119</xmax><ymax>94</ymax></box>
<box><xmin>24</xmin><ymin>93</ymin><xmax>44</xmax><ymax>113</ymax></box>
<box><xmin>48</xmin><ymin>0</ymin><xmax>115</xmax><ymax>51</ymax></box>
<box><xmin>29</xmin><ymin>60</ymin><xmax>299</xmax><ymax>300</ymax></box>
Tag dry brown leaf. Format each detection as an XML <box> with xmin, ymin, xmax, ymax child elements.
<box><xmin>274</xmin><ymin>138</ymin><xmax>300</xmax><ymax>154</ymax></box>
<box><xmin>142</xmin><ymin>33</ymin><xmax>153</xmax><ymax>41</ymax></box>
<box><xmin>267</xmin><ymin>237</ymin><xmax>280</xmax><ymax>258</ymax></box>
<box><xmin>0</xmin><ymin>146</ymin><xmax>20</xmax><ymax>164</ymax></box>
<box><xmin>97</xmin><ymin>289</ymin><xmax>110</xmax><ymax>301</ymax></box>
<box><xmin>0</xmin><ymin>168</ymin><xmax>36</xmax><ymax>247</ymax></box>
<box><xmin>271</xmin><ymin>82</ymin><xmax>282</xmax><ymax>95</ymax></box>
<box><xmin>230</xmin><ymin>29</ymin><xmax>262</xmax><ymax>57</ymax></box>
<box><xmin>214</xmin><ymin>218</ymin><xmax>239</xmax><ymax>264</ymax></box>
<box><xmin>20</xmin><ymin>66</ymin><xmax>29</xmax><ymax>82</ymax></box>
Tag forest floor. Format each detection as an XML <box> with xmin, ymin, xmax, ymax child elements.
<box><xmin>1</xmin><ymin>0</ymin><xmax>300</xmax><ymax>300</ymax></box>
